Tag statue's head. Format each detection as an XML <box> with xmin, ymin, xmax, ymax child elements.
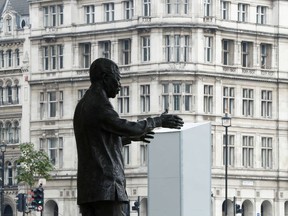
<box><xmin>89</xmin><ymin>58</ymin><xmax>121</xmax><ymax>98</ymax></box>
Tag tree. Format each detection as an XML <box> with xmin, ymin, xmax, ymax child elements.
<box><xmin>16</xmin><ymin>143</ymin><xmax>54</xmax><ymax>187</ymax></box>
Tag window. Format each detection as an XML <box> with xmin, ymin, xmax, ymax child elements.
<box><xmin>7</xmin><ymin>162</ymin><xmax>12</xmax><ymax>185</ymax></box>
<box><xmin>6</xmin><ymin>16</ymin><xmax>12</xmax><ymax>32</ymax></box>
<box><xmin>242</xmin><ymin>136</ymin><xmax>254</xmax><ymax>167</ymax></box>
<box><xmin>78</xmin><ymin>89</ymin><xmax>87</xmax><ymax>101</ymax></box>
<box><xmin>241</xmin><ymin>42</ymin><xmax>253</xmax><ymax>67</ymax></box>
<box><xmin>173</xmin><ymin>83</ymin><xmax>181</xmax><ymax>111</ymax></box>
<box><xmin>0</xmin><ymin>87</ymin><xmax>3</xmax><ymax>105</ymax></box>
<box><xmin>7</xmin><ymin>50</ymin><xmax>12</xmax><ymax>67</ymax></box>
<box><xmin>99</xmin><ymin>41</ymin><xmax>111</xmax><ymax>59</ymax></box>
<box><xmin>6</xmin><ymin>122</ymin><xmax>12</xmax><ymax>143</ymax></box>
<box><xmin>204</xmin><ymin>85</ymin><xmax>213</xmax><ymax>113</ymax></box>
<box><xmin>165</xmin><ymin>0</ymin><xmax>185</xmax><ymax>15</ymax></box>
<box><xmin>0</xmin><ymin>81</ymin><xmax>19</xmax><ymax>106</ymax></box>
<box><xmin>184</xmin><ymin>35</ymin><xmax>190</xmax><ymax>62</ymax></box>
<box><xmin>221</xmin><ymin>1</ymin><xmax>229</xmax><ymax>20</ymax></box>
<box><xmin>238</xmin><ymin>4</ymin><xmax>248</xmax><ymax>22</ymax></box>
<box><xmin>140</xmin><ymin>143</ymin><xmax>148</xmax><ymax>165</ymax></box>
<box><xmin>43</xmin><ymin>5</ymin><xmax>64</xmax><ymax>27</ymax></box>
<box><xmin>223</xmin><ymin>134</ymin><xmax>234</xmax><ymax>166</ymax></box>
<box><xmin>15</xmin><ymin>49</ymin><xmax>20</xmax><ymax>66</ymax></box>
<box><xmin>40</xmin><ymin>91</ymin><xmax>64</xmax><ymax>119</ymax></box>
<box><xmin>261</xmin><ymin>90</ymin><xmax>272</xmax><ymax>118</ymax></box>
<box><xmin>260</xmin><ymin>44</ymin><xmax>272</xmax><ymax>69</ymax></box>
<box><xmin>141</xmin><ymin>36</ymin><xmax>150</xmax><ymax>62</ymax></box>
<box><xmin>84</xmin><ymin>5</ymin><xmax>95</xmax><ymax>24</ymax></box>
<box><xmin>222</xmin><ymin>39</ymin><xmax>234</xmax><ymax>65</ymax></box>
<box><xmin>0</xmin><ymin>123</ymin><xmax>3</xmax><ymax>141</ymax></box>
<box><xmin>47</xmin><ymin>137</ymin><xmax>63</xmax><ymax>168</ymax></box>
<box><xmin>43</xmin><ymin>45</ymin><xmax>64</xmax><ymax>71</ymax></box>
<box><xmin>242</xmin><ymin>88</ymin><xmax>253</xmax><ymax>117</ymax></box>
<box><xmin>7</xmin><ymin>82</ymin><xmax>12</xmax><ymax>104</ymax></box>
<box><xmin>261</xmin><ymin>137</ymin><xmax>272</xmax><ymax>168</ymax></box>
<box><xmin>124</xmin><ymin>0</ymin><xmax>134</xmax><ymax>19</ymax></box>
<box><xmin>13</xmin><ymin>121</ymin><xmax>20</xmax><ymax>143</ymax></box>
<box><xmin>174</xmin><ymin>35</ymin><xmax>180</xmax><ymax>62</ymax></box>
<box><xmin>143</xmin><ymin>0</ymin><xmax>151</xmax><ymax>16</ymax></box>
<box><xmin>161</xmin><ymin>82</ymin><xmax>193</xmax><ymax>112</ymax></box>
<box><xmin>80</xmin><ymin>43</ymin><xmax>91</xmax><ymax>68</ymax></box>
<box><xmin>256</xmin><ymin>6</ymin><xmax>267</xmax><ymax>24</ymax></box>
<box><xmin>0</xmin><ymin>51</ymin><xmax>4</xmax><ymax>68</ymax></box>
<box><xmin>204</xmin><ymin>0</ymin><xmax>211</xmax><ymax>17</ymax></box>
<box><xmin>162</xmin><ymin>84</ymin><xmax>169</xmax><ymax>111</ymax></box>
<box><xmin>164</xmin><ymin>35</ymin><xmax>190</xmax><ymax>62</ymax></box>
<box><xmin>48</xmin><ymin>138</ymin><xmax>57</xmax><ymax>164</ymax></box>
<box><xmin>118</xmin><ymin>86</ymin><xmax>129</xmax><ymax>114</ymax></box>
<box><xmin>184</xmin><ymin>84</ymin><xmax>192</xmax><ymax>111</ymax></box>
<box><xmin>48</xmin><ymin>92</ymin><xmax>57</xmax><ymax>118</ymax></box>
<box><xmin>123</xmin><ymin>145</ymin><xmax>130</xmax><ymax>165</ymax></box>
<box><xmin>140</xmin><ymin>85</ymin><xmax>150</xmax><ymax>113</ymax></box>
<box><xmin>223</xmin><ymin>87</ymin><xmax>234</xmax><ymax>114</ymax></box>
<box><xmin>119</xmin><ymin>39</ymin><xmax>131</xmax><ymax>65</ymax></box>
<box><xmin>104</xmin><ymin>3</ymin><xmax>114</xmax><ymax>22</ymax></box>
<box><xmin>204</xmin><ymin>36</ymin><xmax>213</xmax><ymax>63</ymax></box>
<box><xmin>184</xmin><ymin>0</ymin><xmax>189</xmax><ymax>14</ymax></box>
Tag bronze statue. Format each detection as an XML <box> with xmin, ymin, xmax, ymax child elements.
<box><xmin>73</xmin><ymin>58</ymin><xmax>184</xmax><ymax>216</ymax></box>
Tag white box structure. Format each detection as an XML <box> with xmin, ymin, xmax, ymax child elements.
<box><xmin>148</xmin><ymin>122</ymin><xmax>211</xmax><ymax>216</ymax></box>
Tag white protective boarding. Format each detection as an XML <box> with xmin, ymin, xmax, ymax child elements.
<box><xmin>148</xmin><ymin>122</ymin><xmax>211</xmax><ymax>216</ymax></box>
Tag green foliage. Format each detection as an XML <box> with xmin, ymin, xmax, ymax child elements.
<box><xmin>16</xmin><ymin>143</ymin><xmax>54</xmax><ymax>187</ymax></box>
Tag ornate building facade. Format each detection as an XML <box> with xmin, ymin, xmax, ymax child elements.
<box><xmin>1</xmin><ymin>0</ymin><xmax>288</xmax><ymax>215</ymax></box>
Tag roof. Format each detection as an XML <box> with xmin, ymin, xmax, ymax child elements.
<box><xmin>9</xmin><ymin>0</ymin><xmax>29</xmax><ymax>15</ymax></box>
<box><xmin>0</xmin><ymin>0</ymin><xmax>5</xmax><ymax>14</ymax></box>
<box><xmin>0</xmin><ymin>0</ymin><xmax>29</xmax><ymax>16</ymax></box>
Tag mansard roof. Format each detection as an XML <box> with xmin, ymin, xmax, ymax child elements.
<box><xmin>0</xmin><ymin>0</ymin><xmax>29</xmax><ymax>16</ymax></box>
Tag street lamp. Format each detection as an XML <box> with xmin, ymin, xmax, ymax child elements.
<box><xmin>222</xmin><ymin>113</ymin><xmax>231</xmax><ymax>216</ymax></box>
<box><xmin>0</xmin><ymin>143</ymin><xmax>6</xmax><ymax>216</ymax></box>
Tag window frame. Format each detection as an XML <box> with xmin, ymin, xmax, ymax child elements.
<box><xmin>84</xmin><ymin>5</ymin><xmax>95</xmax><ymax>24</ymax></box>
<box><xmin>238</xmin><ymin>3</ymin><xmax>248</xmax><ymax>22</ymax></box>
<box><xmin>242</xmin><ymin>136</ymin><xmax>254</xmax><ymax>167</ymax></box>
<box><xmin>204</xmin><ymin>36</ymin><xmax>213</xmax><ymax>63</ymax></box>
<box><xmin>140</xmin><ymin>84</ymin><xmax>150</xmax><ymax>113</ymax></box>
<box><xmin>141</xmin><ymin>36</ymin><xmax>150</xmax><ymax>62</ymax></box>
<box><xmin>104</xmin><ymin>3</ymin><xmax>115</xmax><ymax>22</ymax></box>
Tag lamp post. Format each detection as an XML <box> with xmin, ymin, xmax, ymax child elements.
<box><xmin>0</xmin><ymin>143</ymin><xmax>6</xmax><ymax>216</ymax></box>
<box><xmin>222</xmin><ymin>113</ymin><xmax>231</xmax><ymax>216</ymax></box>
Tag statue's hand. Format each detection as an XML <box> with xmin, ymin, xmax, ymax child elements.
<box><xmin>160</xmin><ymin>114</ymin><xmax>184</xmax><ymax>129</ymax></box>
<box><xmin>130</xmin><ymin>131</ymin><xmax>155</xmax><ymax>143</ymax></box>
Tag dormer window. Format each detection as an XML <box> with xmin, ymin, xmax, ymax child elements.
<box><xmin>6</xmin><ymin>16</ymin><xmax>12</xmax><ymax>32</ymax></box>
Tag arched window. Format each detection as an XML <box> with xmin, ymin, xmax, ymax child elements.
<box><xmin>3</xmin><ymin>204</ymin><xmax>13</xmax><ymax>216</ymax></box>
<box><xmin>6</xmin><ymin>80</ymin><xmax>12</xmax><ymax>104</ymax></box>
<box><xmin>261</xmin><ymin>200</ymin><xmax>272</xmax><ymax>216</ymax></box>
<box><xmin>13</xmin><ymin>121</ymin><xmax>19</xmax><ymax>143</ymax></box>
<box><xmin>44</xmin><ymin>200</ymin><xmax>59</xmax><ymax>216</ymax></box>
<box><xmin>7</xmin><ymin>161</ymin><xmax>12</xmax><ymax>186</ymax></box>
<box><xmin>14</xmin><ymin>79</ymin><xmax>20</xmax><ymax>104</ymax></box>
<box><xmin>21</xmin><ymin>19</ymin><xmax>26</xmax><ymax>28</ymax></box>
<box><xmin>5</xmin><ymin>122</ymin><xmax>12</xmax><ymax>143</ymax></box>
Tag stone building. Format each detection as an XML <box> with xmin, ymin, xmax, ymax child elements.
<box><xmin>0</xmin><ymin>0</ymin><xmax>30</xmax><ymax>215</ymax></box>
<box><xmin>1</xmin><ymin>0</ymin><xmax>288</xmax><ymax>215</ymax></box>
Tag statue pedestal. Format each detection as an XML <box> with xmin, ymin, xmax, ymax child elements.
<box><xmin>148</xmin><ymin>122</ymin><xmax>211</xmax><ymax>216</ymax></box>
